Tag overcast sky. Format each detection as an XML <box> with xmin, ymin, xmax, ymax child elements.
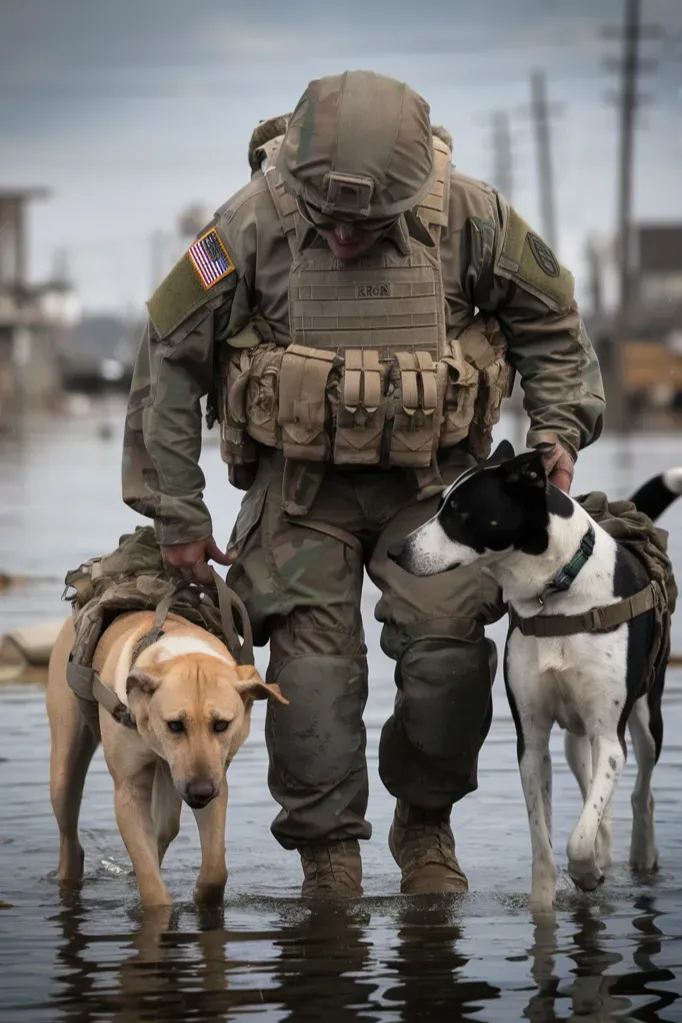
<box><xmin>2</xmin><ymin>0</ymin><xmax>682</xmax><ymax>313</ymax></box>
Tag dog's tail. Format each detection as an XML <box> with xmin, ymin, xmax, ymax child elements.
<box><xmin>629</xmin><ymin>468</ymin><xmax>682</xmax><ymax>521</ymax></box>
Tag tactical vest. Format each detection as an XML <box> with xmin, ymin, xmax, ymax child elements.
<box><xmin>218</xmin><ymin>131</ymin><xmax>512</xmax><ymax>494</ymax></box>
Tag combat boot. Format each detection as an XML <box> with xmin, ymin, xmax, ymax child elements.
<box><xmin>298</xmin><ymin>839</ymin><xmax>363</xmax><ymax>898</ymax></box>
<box><xmin>388</xmin><ymin>800</ymin><xmax>468</xmax><ymax>894</ymax></box>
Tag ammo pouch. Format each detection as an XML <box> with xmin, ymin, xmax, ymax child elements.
<box><xmin>278</xmin><ymin>344</ymin><xmax>337</xmax><ymax>461</ymax></box>
<box><xmin>387</xmin><ymin>351</ymin><xmax>441</xmax><ymax>467</ymax></box>
<box><xmin>219</xmin><ymin>323</ymin><xmax>282</xmax><ymax>489</ymax></box>
<box><xmin>454</xmin><ymin>316</ymin><xmax>513</xmax><ymax>460</ymax></box>
<box><xmin>333</xmin><ymin>349</ymin><xmax>385</xmax><ymax>465</ymax></box>
<box><xmin>219</xmin><ymin>317</ymin><xmax>511</xmax><ymax>474</ymax></box>
<box><xmin>220</xmin><ymin>345</ymin><xmax>257</xmax><ymax>468</ymax></box>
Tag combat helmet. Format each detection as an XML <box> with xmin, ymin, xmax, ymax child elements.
<box><xmin>275</xmin><ymin>70</ymin><xmax>436</xmax><ymax>224</ymax></box>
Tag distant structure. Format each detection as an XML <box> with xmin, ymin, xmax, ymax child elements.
<box><xmin>177</xmin><ymin>204</ymin><xmax>207</xmax><ymax>243</ymax></box>
<box><xmin>59</xmin><ymin>313</ymin><xmax>142</xmax><ymax>392</ymax></box>
<box><xmin>635</xmin><ymin>224</ymin><xmax>682</xmax><ymax>306</ymax></box>
<box><xmin>0</xmin><ymin>188</ymin><xmax>71</xmax><ymax>430</ymax></box>
<box><xmin>585</xmin><ymin>222</ymin><xmax>682</xmax><ymax>428</ymax></box>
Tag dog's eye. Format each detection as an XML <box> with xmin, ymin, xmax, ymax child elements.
<box><xmin>213</xmin><ymin>720</ymin><xmax>230</xmax><ymax>733</ymax></box>
<box><xmin>167</xmin><ymin>719</ymin><xmax>185</xmax><ymax>734</ymax></box>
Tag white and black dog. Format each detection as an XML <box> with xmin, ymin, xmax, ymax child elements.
<box><xmin>388</xmin><ymin>441</ymin><xmax>681</xmax><ymax>910</ymax></box>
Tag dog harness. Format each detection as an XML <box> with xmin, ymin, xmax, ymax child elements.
<box><xmin>66</xmin><ymin>570</ymin><xmax>254</xmax><ymax>730</ymax></box>
<box><xmin>510</xmin><ymin>523</ymin><xmax>658</xmax><ymax>637</ymax></box>
<box><xmin>510</xmin><ymin>584</ymin><xmax>657</xmax><ymax>638</ymax></box>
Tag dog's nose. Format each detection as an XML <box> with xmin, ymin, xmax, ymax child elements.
<box><xmin>387</xmin><ymin>540</ymin><xmax>406</xmax><ymax>565</ymax></box>
<box><xmin>185</xmin><ymin>778</ymin><xmax>217</xmax><ymax>807</ymax></box>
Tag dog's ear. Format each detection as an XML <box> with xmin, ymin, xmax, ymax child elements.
<box><xmin>501</xmin><ymin>450</ymin><xmax>547</xmax><ymax>488</ymax></box>
<box><xmin>126</xmin><ymin>667</ymin><xmax>161</xmax><ymax>699</ymax></box>
<box><xmin>233</xmin><ymin>665</ymin><xmax>289</xmax><ymax>705</ymax></box>
<box><xmin>485</xmin><ymin>439</ymin><xmax>515</xmax><ymax>466</ymax></box>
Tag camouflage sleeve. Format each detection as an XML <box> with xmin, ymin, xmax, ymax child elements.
<box><xmin>122</xmin><ymin>233</ymin><xmax>243</xmax><ymax>546</ymax></box>
<box><xmin>469</xmin><ymin>190</ymin><xmax>605</xmax><ymax>462</ymax></box>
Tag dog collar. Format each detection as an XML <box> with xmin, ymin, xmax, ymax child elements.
<box><xmin>537</xmin><ymin>523</ymin><xmax>596</xmax><ymax>606</ymax></box>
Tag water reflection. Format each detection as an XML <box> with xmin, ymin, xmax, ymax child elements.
<box><xmin>48</xmin><ymin>895</ymin><xmax>380</xmax><ymax>1021</ymax></box>
<box><xmin>47</xmin><ymin>894</ymin><xmax>498</xmax><ymax>1022</ymax></box>
<box><xmin>382</xmin><ymin>896</ymin><xmax>501</xmax><ymax>1021</ymax></box>
<box><xmin>51</xmin><ymin>898</ymin><xmax>232</xmax><ymax>1021</ymax></box>
<box><xmin>49</xmin><ymin>892</ymin><xmax>682</xmax><ymax>1022</ymax></box>
<box><xmin>269</xmin><ymin>900</ymin><xmax>376</xmax><ymax>1021</ymax></box>
<box><xmin>615</xmin><ymin>896</ymin><xmax>679</xmax><ymax>1023</ymax></box>
<box><xmin>10</xmin><ymin>865</ymin><xmax>682</xmax><ymax>1021</ymax></box>
<box><xmin>524</xmin><ymin>896</ymin><xmax>679</xmax><ymax>1023</ymax></box>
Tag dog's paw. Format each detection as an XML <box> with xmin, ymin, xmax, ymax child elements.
<box><xmin>529</xmin><ymin>892</ymin><xmax>556</xmax><ymax>914</ymax></box>
<box><xmin>530</xmin><ymin>870</ymin><xmax>557</xmax><ymax>912</ymax></box>
<box><xmin>629</xmin><ymin>847</ymin><xmax>659</xmax><ymax>874</ymax></box>
<box><xmin>194</xmin><ymin>880</ymin><xmax>227</xmax><ymax>907</ymax></box>
<box><xmin>568</xmin><ymin>859</ymin><xmax>604</xmax><ymax>892</ymax></box>
<box><xmin>57</xmin><ymin>842</ymin><xmax>85</xmax><ymax>885</ymax></box>
<box><xmin>595</xmin><ymin>842</ymin><xmax>613</xmax><ymax>871</ymax></box>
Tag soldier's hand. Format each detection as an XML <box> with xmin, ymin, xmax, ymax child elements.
<box><xmin>536</xmin><ymin>442</ymin><xmax>574</xmax><ymax>494</ymax></box>
<box><xmin>161</xmin><ymin>537</ymin><xmax>234</xmax><ymax>586</ymax></box>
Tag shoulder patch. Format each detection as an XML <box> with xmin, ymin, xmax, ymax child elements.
<box><xmin>147</xmin><ymin>229</ymin><xmax>237</xmax><ymax>340</ymax></box>
<box><xmin>527</xmin><ymin>233</ymin><xmax>559</xmax><ymax>277</ymax></box>
<box><xmin>188</xmin><ymin>228</ymin><xmax>235</xmax><ymax>289</ymax></box>
<box><xmin>496</xmin><ymin>208</ymin><xmax>573</xmax><ymax>311</ymax></box>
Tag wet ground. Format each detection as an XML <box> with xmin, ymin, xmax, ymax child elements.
<box><xmin>1</xmin><ymin>398</ymin><xmax>681</xmax><ymax>1022</ymax></box>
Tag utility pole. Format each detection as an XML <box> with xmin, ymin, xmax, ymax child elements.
<box><xmin>603</xmin><ymin>0</ymin><xmax>660</xmax><ymax>316</ymax></box>
<box><xmin>485</xmin><ymin>110</ymin><xmax>526</xmax><ymax>450</ymax></box>
<box><xmin>529</xmin><ymin>71</ymin><xmax>558</xmax><ymax>254</ymax></box>
<box><xmin>585</xmin><ymin>238</ymin><xmax>603</xmax><ymax>318</ymax></box>
<box><xmin>601</xmin><ymin>0</ymin><xmax>661</xmax><ymax>450</ymax></box>
<box><xmin>491</xmin><ymin>111</ymin><xmax>514</xmax><ymax>203</ymax></box>
<box><xmin>616</xmin><ymin>0</ymin><xmax>640</xmax><ymax>316</ymax></box>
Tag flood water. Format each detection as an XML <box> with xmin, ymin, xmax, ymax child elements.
<box><xmin>1</xmin><ymin>396</ymin><xmax>681</xmax><ymax>1022</ymax></box>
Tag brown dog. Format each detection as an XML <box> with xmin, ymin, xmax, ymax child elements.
<box><xmin>47</xmin><ymin>610</ymin><xmax>287</xmax><ymax>907</ymax></box>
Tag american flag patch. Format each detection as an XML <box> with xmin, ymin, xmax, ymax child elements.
<box><xmin>187</xmin><ymin>228</ymin><xmax>235</xmax><ymax>289</ymax></box>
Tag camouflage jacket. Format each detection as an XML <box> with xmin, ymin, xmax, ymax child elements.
<box><xmin>123</xmin><ymin>169</ymin><xmax>605</xmax><ymax>547</ymax></box>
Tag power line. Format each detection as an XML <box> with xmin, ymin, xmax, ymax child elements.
<box><xmin>0</xmin><ymin>35</ymin><xmax>619</xmax><ymax>102</ymax></box>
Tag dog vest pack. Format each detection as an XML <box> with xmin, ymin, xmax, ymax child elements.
<box><xmin>510</xmin><ymin>492</ymin><xmax>677</xmax><ymax>690</ymax></box>
<box><xmin>62</xmin><ymin>527</ymin><xmax>253</xmax><ymax>736</ymax></box>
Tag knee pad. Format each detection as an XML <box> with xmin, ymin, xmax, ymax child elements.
<box><xmin>395</xmin><ymin>637</ymin><xmax>494</xmax><ymax>760</ymax></box>
<box><xmin>266</xmin><ymin>654</ymin><xmax>368</xmax><ymax>789</ymax></box>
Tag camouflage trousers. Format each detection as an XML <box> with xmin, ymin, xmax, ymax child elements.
<box><xmin>226</xmin><ymin>448</ymin><xmax>506</xmax><ymax>850</ymax></box>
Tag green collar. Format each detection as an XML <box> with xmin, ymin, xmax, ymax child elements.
<box><xmin>537</xmin><ymin>523</ymin><xmax>596</xmax><ymax>607</ymax></box>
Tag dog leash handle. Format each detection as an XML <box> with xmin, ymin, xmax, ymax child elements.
<box><xmin>210</xmin><ymin>568</ymin><xmax>255</xmax><ymax>666</ymax></box>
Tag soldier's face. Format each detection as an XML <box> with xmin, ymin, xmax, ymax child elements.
<box><xmin>297</xmin><ymin>197</ymin><xmax>396</xmax><ymax>260</ymax></box>
<box><xmin>316</xmin><ymin>220</ymin><xmax>385</xmax><ymax>261</ymax></box>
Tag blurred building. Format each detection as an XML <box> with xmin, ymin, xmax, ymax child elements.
<box><xmin>636</xmin><ymin>225</ymin><xmax>682</xmax><ymax>306</ymax></box>
<box><xmin>58</xmin><ymin>313</ymin><xmax>142</xmax><ymax>392</ymax></box>
<box><xmin>0</xmin><ymin>188</ymin><xmax>71</xmax><ymax>430</ymax></box>
<box><xmin>585</xmin><ymin>222</ymin><xmax>682</xmax><ymax>430</ymax></box>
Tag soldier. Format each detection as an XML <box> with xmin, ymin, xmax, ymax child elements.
<box><xmin>123</xmin><ymin>70</ymin><xmax>605</xmax><ymax>898</ymax></box>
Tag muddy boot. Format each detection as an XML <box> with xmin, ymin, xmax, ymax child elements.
<box><xmin>298</xmin><ymin>840</ymin><xmax>363</xmax><ymax>898</ymax></box>
<box><xmin>388</xmin><ymin>800</ymin><xmax>468</xmax><ymax>895</ymax></box>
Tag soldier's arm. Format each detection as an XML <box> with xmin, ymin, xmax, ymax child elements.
<box><xmin>469</xmin><ymin>190</ymin><xmax>605</xmax><ymax>462</ymax></box>
<box><xmin>122</xmin><ymin>225</ymin><xmax>251</xmax><ymax>546</ymax></box>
